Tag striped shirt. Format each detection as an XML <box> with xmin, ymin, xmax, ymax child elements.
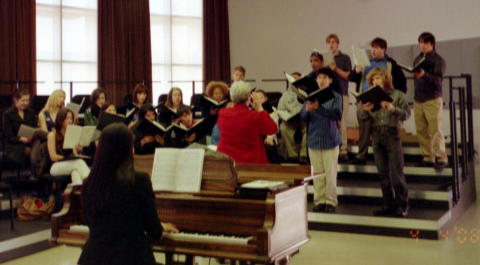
<box><xmin>301</xmin><ymin>91</ymin><xmax>342</xmax><ymax>150</ymax></box>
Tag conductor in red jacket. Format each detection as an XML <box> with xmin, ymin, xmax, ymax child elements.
<box><xmin>217</xmin><ymin>81</ymin><xmax>278</xmax><ymax>164</ymax></box>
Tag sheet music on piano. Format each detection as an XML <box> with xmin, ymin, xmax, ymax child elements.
<box><xmin>151</xmin><ymin>148</ymin><xmax>205</xmax><ymax>192</ymax></box>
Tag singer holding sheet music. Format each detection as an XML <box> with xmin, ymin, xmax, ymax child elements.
<box><xmin>412</xmin><ymin>32</ymin><xmax>448</xmax><ymax>168</ymax></box>
<box><xmin>325</xmin><ymin>34</ymin><xmax>352</xmax><ymax>162</ymax></box>
<box><xmin>277</xmin><ymin>72</ymin><xmax>308</xmax><ymax>163</ymax></box>
<box><xmin>78</xmin><ymin>123</ymin><xmax>178</xmax><ymax>265</ymax></box>
<box><xmin>47</xmin><ymin>108</ymin><xmax>90</xmax><ymax>184</ymax></box>
<box><xmin>132</xmin><ymin>104</ymin><xmax>165</xmax><ymax>154</ymax></box>
<box><xmin>301</xmin><ymin>68</ymin><xmax>342</xmax><ymax>213</ymax></box>
<box><xmin>358</xmin><ymin>68</ymin><xmax>410</xmax><ymax>217</ymax></box>
<box><xmin>217</xmin><ymin>81</ymin><xmax>278</xmax><ymax>164</ymax></box>
<box><xmin>122</xmin><ymin>84</ymin><xmax>148</xmax><ymax>124</ymax></box>
<box><xmin>38</xmin><ymin>89</ymin><xmax>66</xmax><ymax>132</ymax></box>
<box><xmin>196</xmin><ymin>81</ymin><xmax>230</xmax><ymax>136</ymax></box>
<box><xmin>349</xmin><ymin>37</ymin><xmax>406</xmax><ymax>164</ymax></box>
<box><xmin>2</xmin><ymin>89</ymin><xmax>38</xmax><ymax>167</ymax></box>
<box><xmin>84</xmin><ymin>88</ymin><xmax>106</xmax><ymax>126</ymax></box>
<box><xmin>169</xmin><ymin>105</ymin><xmax>206</xmax><ymax>148</ymax></box>
<box><xmin>158</xmin><ymin>87</ymin><xmax>186</xmax><ymax>125</ymax></box>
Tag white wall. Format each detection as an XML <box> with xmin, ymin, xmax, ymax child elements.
<box><xmin>228</xmin><ymin>0</ymin><xmax>480</xmax><ymax>88</ymax></box>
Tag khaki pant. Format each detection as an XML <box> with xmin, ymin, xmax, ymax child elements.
<box><xmin>278</xmin><ymin>121</ymin><xmax>307</xmax><ymax>161</ymax></box>
<box><xmin>339</xmin><ymin>95</ymin><xmax>350</xmax><ymax>155</ymax></box>
<box><xmin>414</xmin><ymin>98</ymin><xmax>447</xmax><ymax>163</ymax></box>
<box><xmin>309</xmin><ymin>146</ymin><xmax>339</xmax><ymax>206</ymax></box>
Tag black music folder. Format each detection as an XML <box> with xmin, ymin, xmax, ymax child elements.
<box><xmin>291</xmin><ymin>76</ymin><xmax>335</xmax><ymax>104</ymax></box>
<box><xmin>158</xmin><ymin>105</ymin><xmax>179</xmax><ymax>124</ymax></box>
<box><xmin>137</xmin><ymin>119</ymin><xmax>174</xmax><ymax>136</ymax></box>
<box><xmin>349</xmin><ymin>86</ymin><xmax>393</xmax><ymax>112</ymax></box>
<box><xmin>398</xmin><ymin>56</ymin><xmax>426</xmax><ymax>73</ymax></box>
<box><xmin>172</xmin><ymin>118</ymin><xmax>207</xmax><ymax>139</ymax></box>
<box><xmin>201</xmin><ymin>96</ymin><xmax>229</xmax><ymax>109</ymax></box>
<box><xmin>97</xmin><ymin>112</ymin><xmax>126</xmax><ymax>131</ymax></box>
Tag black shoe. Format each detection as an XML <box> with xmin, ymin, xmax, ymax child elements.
<box><xmin>352</xmin><ymin>158</ymin><xmax>366</xmax><ymax>165</ymax></box>
<box><xmin>416</xmin><ymin>161</ymin><xmax>434</xmax><ymax>167</ymax></box>
<box><xmin>313</xmin><ymin>204</ymin><xmax>326</xmax><ymax>212</ymax></box>
<box><xmin>338</xmin><ymin>154</ymin><xmax>349</xmax><ymax>163</ymax></box>
<box><xmin>324</xmin><ymin>204</ymin><xmax>336</xmax><ymax>213</ymax></box>
<box><xmin>434</xmin><ymin>158</ymin><xmax>447</xmax><ymax>170</ymax></box>
<box><xmin>373</xmin><ymin>207</ymin><xmax>396</xmax><ymax>216</ymax></box>
<box><xmin>395</xmin><ymin>205</ymin><xmax>409</xmax><ymax>217</ymax></box>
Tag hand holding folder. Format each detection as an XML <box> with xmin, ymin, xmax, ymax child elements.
<box><xmin>349</xmin><ymin>86</ymin><xmax>393</xmax><ymax>112</ymax></box>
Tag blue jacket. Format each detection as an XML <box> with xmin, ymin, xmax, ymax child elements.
<box><xmin>301</xmin><ymin>90</ymin><xmax>342</xmax><ymax>150</ymax></box>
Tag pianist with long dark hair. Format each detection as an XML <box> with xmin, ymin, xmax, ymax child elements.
<box><xmin>79</xmin><ymin>123</ymin><xmax>178</xmax><ymax>265</ymax></box>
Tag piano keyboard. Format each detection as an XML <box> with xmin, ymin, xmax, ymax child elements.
<box><xmin>69</xmin><ymin>225</ymin><xmax>251</xmax><ymax>245</ymax></box>
<box><xmin>163</xmin><ymin>232</ymin><xmax>252</xmax><ymax>245</ymax></box>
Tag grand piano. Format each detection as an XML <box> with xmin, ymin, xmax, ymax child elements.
<box><xmin>51</xmin><ymin>155</ymin><xmax>315</xmax><ymax>265</ymax></box>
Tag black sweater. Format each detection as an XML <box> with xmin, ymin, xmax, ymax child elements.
<box><xmin>78</xmin><ymin>172</ymin><xmax>163</xmax><ymax>265</ymax></box>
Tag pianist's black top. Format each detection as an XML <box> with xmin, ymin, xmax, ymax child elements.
<box><xmin>78</xmin><ymin>172</ymin><xmax>163</xmax><ymax>265</ymax></box>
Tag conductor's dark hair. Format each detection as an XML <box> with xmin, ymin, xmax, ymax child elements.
<box><xmin>82</xmin><ymin>123</ymin><xmax>135</xmax><ymax>221</ymax></box>
<box><xmin>138</xmin><ymin>104</ymin><xmax>156</xmax><ymax>121</ymax></box>
<box><xmin>371</xmin><ymin>37</ymin><xmax>387</xmax><ymax>50</ymax></box>
<box><xmin>418</xmin><ymin>32</ymin><xmax>436</xmax><ymax>48</ymax></box>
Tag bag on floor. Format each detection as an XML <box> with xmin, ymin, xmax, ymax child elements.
<box><xmin>16</xmin><ymin>196</ymin><xmax>55</xmax><ymax>221</ymax></box>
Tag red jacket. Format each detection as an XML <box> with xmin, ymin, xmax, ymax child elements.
<box><xmin>217</xmin><ymin>104</ymin><xmax>278</xmax><ymax>164</ymax></box>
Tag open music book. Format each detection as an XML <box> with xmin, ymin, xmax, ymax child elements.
<box><xmin>173</xmin><ymin>118</ymin><xmax>206</xmax><ymax>138</ymax></box>
<box><xmin>137</xmin><ymin>119</ymin><xmax>174</xmax><ymax>136</ymax></box>
<box><xmin>291</xmin><ymin>76</ymin><xmax>335</xmax><ymax>104</ymax></box>
<box><xmin>97</xmin><ymin>111</ymin><xmax>135</xmax><ymax>131</ymax></box>
<box><xmin>17</xmin><ymin>124</ymin><xmax>41</xmax><ymax>139</ymax></box>
<box><xmin>201</xmin><ymin>96</ymin><xmax>229</xmax><ymax>108</ymax></box>
<box><xmin>349</xmin><ymin>86</ymin><xmax>393</xmax><ymax>112</ymax></box>
<box><xmin>63</xmin><ymin>125</ymin><xmax>98</xmax><ymax>149</ymax></box>
<box><xmin>398</xmin><ymin>56</ymin><xmax>426</xmax><ymax>73</ymax></box>
<box><xmin>351</xmin><ymin>46</ymin><xmax>371</xmax><ymax>67</ymax></box>
<box><xmin>151</xmin><ymin>148</ymin><xmax>205</xmax><ymax>192</ymax></box>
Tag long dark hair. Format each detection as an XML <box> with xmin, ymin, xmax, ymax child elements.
<box><xmin>165</xmin><ymin>87</ymin><xmax>183</xmax><ymax>108</ymax></box>
<box><xmin>82</xmin><ymin>123</ymin><xmax>135</xmax><ymax>219</ymax></box>
<box><xmin>54</xmin><ymin>108</ymin><xmax>74</xmax><ymax>154</ymax></box>
<box><xmin>90</xmin><ymin>88</ymin><xmax>105</xmax><ymax>118</ymax></box>
<box><xmin>133</xmin><ymin>83</ymin><xmax>148</xmax><ymax>105</ymax></box>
